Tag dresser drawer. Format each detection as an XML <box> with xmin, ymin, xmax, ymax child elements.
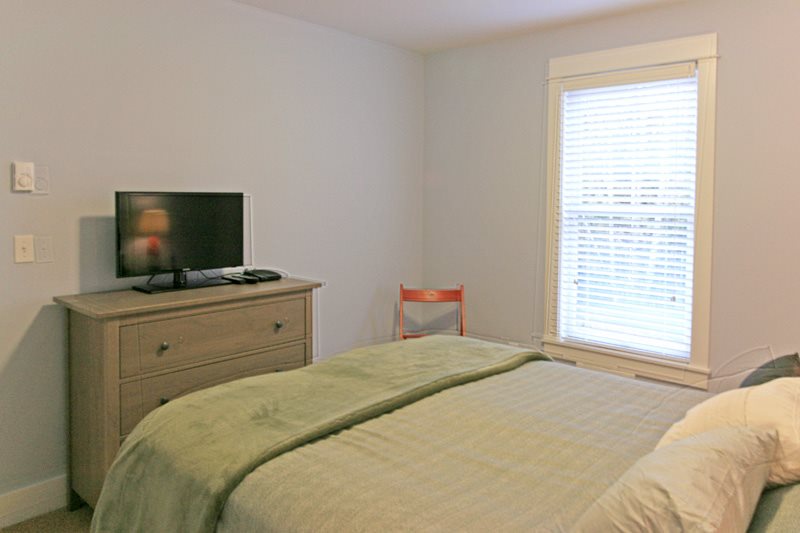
<box><xmin>120</xmin><ymin>297</ymin><xmax>305</xmax><ymax>376</ymax></box>
<box><xmin>120</xmin><ymin>342</ymin><xmax>306</xmax><ymax>435</ymax></box>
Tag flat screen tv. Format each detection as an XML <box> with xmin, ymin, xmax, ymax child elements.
<box><xmin>116</xmin><ymin>191</ymin><xmax>244</xmax><ymax>293</ymax></box>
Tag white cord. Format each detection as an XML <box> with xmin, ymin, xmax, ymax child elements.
<box><xmin>244</xmin><ymin>193</ymin><xmax>255</xmax><ymax>268</ymax></box>
<box><xmin>241</xmin><ymin>192</ymin><xmax>324</xmax><ymax>358</ymax></box>
<box><xmin>284</xmin><ymin>273</ymin><xmax>327</xmax><ymax>361</ymax></box>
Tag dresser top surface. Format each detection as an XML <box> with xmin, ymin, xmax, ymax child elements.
<box><xmin>54</xmin><ymin>278</ymin><xmax>321</xmax><ymax>319</ymax></box>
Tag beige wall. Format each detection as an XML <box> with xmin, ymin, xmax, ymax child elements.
<box><xmin>424</xmin><ymin>0</ymin><xmax>800</xmax><ymax>378</ymax></box>
<box><xmin>0</xmin><ymin>0</ymin><xmax>424</xmax><ymax>496</ymax></box>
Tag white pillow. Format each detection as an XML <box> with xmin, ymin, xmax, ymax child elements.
<box><xmin>658</xmin><ymin>377</ymin><xmax>800</xmax><ymax>486</ymax></box>
<box><xmin>574</xmin><ymin>427</ymin><xmax>777</xmax><ymax>533</ymax></box>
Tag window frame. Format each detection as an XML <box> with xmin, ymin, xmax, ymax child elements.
<box><xmin>542</xmin><ymin>34</ymin><xmax>717</xmax><ymax>389</ymax></box>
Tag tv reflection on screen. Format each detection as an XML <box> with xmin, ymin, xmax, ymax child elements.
<box><xmin>138</xmin><ymin>208</ymin><xmax>171</xmax><ymax>272</ymax></box>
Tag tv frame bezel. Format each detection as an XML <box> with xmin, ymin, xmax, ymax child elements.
<box><xmin>115</xmin><ymin>191</ymin><xmax>245</xmax><ymax>292</ymax></box>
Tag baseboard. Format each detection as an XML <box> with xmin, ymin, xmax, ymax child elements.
<box><xmin>0</xmin><ymin>475</ymin><xmax>68</xmax><ymax>529</ymax></box>
<box><xmin>466</xmin><ymin>333</ymin><xmax>540</xmax><ymax>351</ymax></box>
<box><xmin>314</xmin><ymin>333</ymin><xmax>397</xmax><ymax>362</ymax></box>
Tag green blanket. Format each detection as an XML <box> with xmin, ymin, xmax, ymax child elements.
<box><xmin>217</xmin><ymin>350</ymin><xmax>710</xmax><ymax>532</ymax></box>
<box><xmin>91</xmin><ymin>335</ymin><xmax>546</xmax><ymax>532</ymax></box>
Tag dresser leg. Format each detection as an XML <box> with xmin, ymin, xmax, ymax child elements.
<box><xmin>68</xmin><ymin>489</ymin><xmax>86</xmax><ymax>512</ymax></box>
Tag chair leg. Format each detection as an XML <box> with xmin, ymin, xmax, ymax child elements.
<box><xmin>399</xmin><ymin>285</ymin><xmax>405</xmax><ymax>339</ymax></box>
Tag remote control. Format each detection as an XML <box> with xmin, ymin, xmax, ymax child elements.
<box><xmin>245</xmin><ymin>269</ymin><xmax>282</xmax><ymax>282</ymax></box>
<box><xmin>222</xmin><ymin>274</ymin><xmax>255</xmax><ymax>284</ymax></box>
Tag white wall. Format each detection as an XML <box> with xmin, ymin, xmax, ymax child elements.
<box><xmin>424</xmin><ymin>0</ymin><xmax>800</xmax><ymax>378</ymax></box>
<box><xmin>6</xmin><ymin>0</ymin><xmax>800</xmax><ymax>515</ymax></box>
<box><xmin>0</xmin><ymin>0</ymin><xmax>423</xmax><ymax>498</ymax></box>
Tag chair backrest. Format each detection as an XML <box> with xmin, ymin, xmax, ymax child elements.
<box><xmin>399</xmin><ymin>284</ymin><xmax>465</xmax><ymax>339</ymax></box>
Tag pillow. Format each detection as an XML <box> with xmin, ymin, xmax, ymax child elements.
<box><xmin>573</xmin><ymin>427</ymin><xmax>777</xmax><ymax>533</ymax></box>
<box><xmin>658</xmin><ymin>377</ymin><xmax>800</xmax><ymax>486</ymax></box>
<box><xmin>740</xmin><ymin>353</ymin><xmax>800</xmax><ymax>387</ymax></box>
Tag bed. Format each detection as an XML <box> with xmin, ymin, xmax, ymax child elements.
<box><xmin>90</xmin><ymin>335</ymin><xmax>800</xmax><ymax>532</ymax></box>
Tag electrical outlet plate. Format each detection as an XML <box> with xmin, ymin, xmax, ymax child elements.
<box><xmin>12</xmin><ymin>161</ymin><xmax>35</xmax><ymax>192</ymax></box>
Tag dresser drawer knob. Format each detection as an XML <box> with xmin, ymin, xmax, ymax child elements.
<box><xmin>274</xmin><ymin>320</ymin><xmax>285</xmax><ymax>330</ymax></box>
<box><xmin>160</xmin><ymin>341</ymin><xmax>170</xmax><ymax>351</ymax></box>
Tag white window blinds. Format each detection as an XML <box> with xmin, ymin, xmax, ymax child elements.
<box><xmin>554</xmin><ymin>71</ymin><xmax>699</xmax><ymax>359</ymax></box>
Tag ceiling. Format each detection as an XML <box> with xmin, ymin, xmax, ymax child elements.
<box><xmin>234</xmin><ymin>0</ymin><xmax>685</xmax><ymax>53</ymax></box>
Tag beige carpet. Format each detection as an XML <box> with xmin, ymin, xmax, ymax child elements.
<box><xmin>2</xmin><ymin>507</ymin><xmax>91</xmax><ymax>533</ymax></box>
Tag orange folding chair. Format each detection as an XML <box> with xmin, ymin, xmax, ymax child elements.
<box><xmin>399</xmin><ymin>284</ymin><xmax>465</xmax><ymax>339</ymax></box>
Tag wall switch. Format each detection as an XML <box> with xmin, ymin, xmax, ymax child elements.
<box><xmin>33</xmin><ymin>165</ymin><xmax>50</xmax><ymax>195</ymax></box>
<box><xmin>14</xmin><ymin>235</ymin><xmax>35</xmax><ymax>263</ymax></box>
<box><xmin>12</xmin><ymin>162</ymin><xmax>35</xmax><ymax>192</ymax></box>
<box><xmin>35</xmin><ymin>236</ymin><xmax>54</xmax><ymax>263</ymax></box>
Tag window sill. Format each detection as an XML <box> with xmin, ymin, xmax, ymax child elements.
<box><xmin>541</xmin><ymin>337</ymin><xmax>710</xmax><ymax>390</ymax></box>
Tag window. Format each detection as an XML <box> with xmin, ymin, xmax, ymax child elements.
<box><xmin>542</xmin><ymin>35</ymin><xmax>717</xmax><ymax>388</ymax></box>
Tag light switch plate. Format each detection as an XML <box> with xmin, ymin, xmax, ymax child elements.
<box><xmin>12</xmin><ymin>161</ymin><xmax>35</xmax><ymax>192</ymax></box>
<box><xmin>14</xmin><ymin>235</ymin><xmax>35</xmax><ymax>263</ymax></box>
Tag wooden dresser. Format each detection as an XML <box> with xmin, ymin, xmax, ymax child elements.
<box><xmin>54</xmin><ymin>278</ymin><xmax>321</xmax><ymax>508</ymax></box>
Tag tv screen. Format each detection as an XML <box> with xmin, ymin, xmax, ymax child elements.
<box><xmin>116</xmin><ymin>192</ymin><xmax>244</xmax><ymax>292</ymax></box>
